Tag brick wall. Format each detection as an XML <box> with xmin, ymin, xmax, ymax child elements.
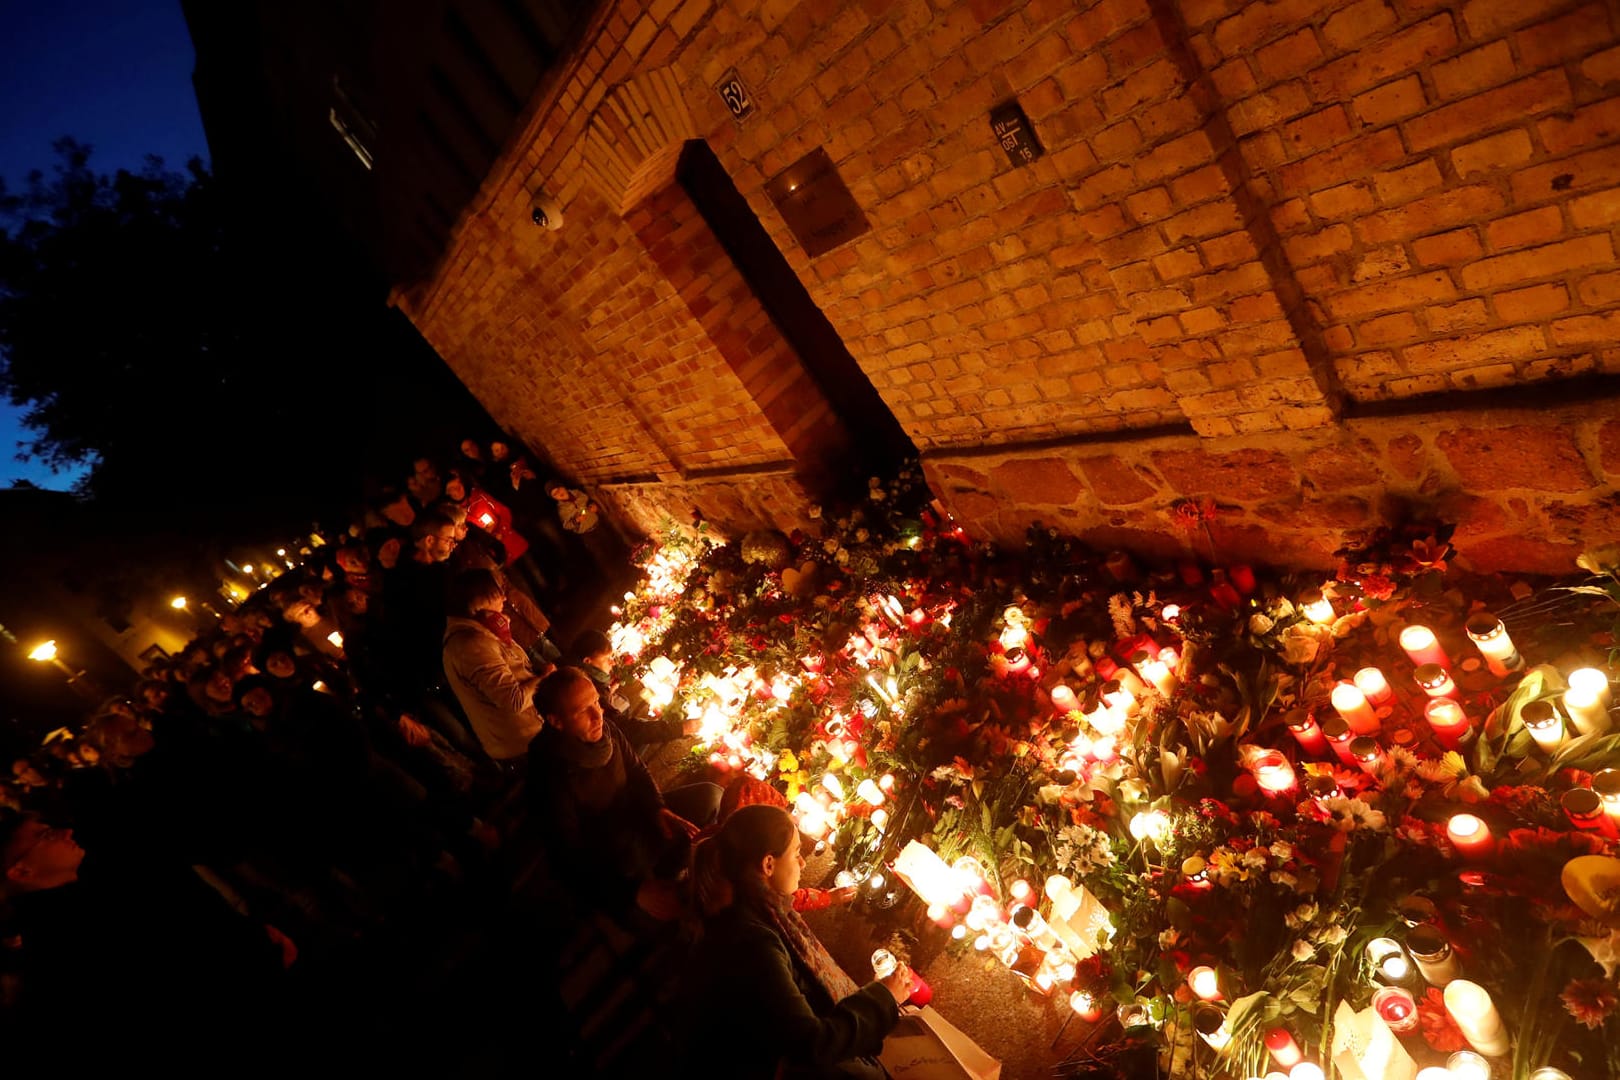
<box><xmin>395</xmin><ymin>0</ymin><xmax>1620</xmax><ymax>570</ymax></box>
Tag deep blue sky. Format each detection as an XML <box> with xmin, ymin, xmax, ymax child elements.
<box><xmin>0</xmin><ymin>0</ymin><xmax>207</xmax><ymax>489</ymax></box>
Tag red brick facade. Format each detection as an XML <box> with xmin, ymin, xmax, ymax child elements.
<box><xmin>395</xmin><ymin>0</ymin><xmax>1620</xmax><ymax>573</ymax></box>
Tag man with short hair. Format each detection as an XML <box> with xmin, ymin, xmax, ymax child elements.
<box><xmin>528</xmin><ymin>667</ymin><xmax>721</xmax><ymax>920</ymax></box>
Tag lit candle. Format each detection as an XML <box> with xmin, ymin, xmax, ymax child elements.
<box><xmin>1447</xmin><ymin>814</ymin><xmax>1495</xmax><ymax>859</ymax></box>
<box><xmin>1181</xmin><ymin>856</ymin><xmax>1212</xmax><ymax>890</ymax></box>
<box><xmin>1285</xmin><ymin>710</ymin><xmax>1329</xmax><ymax>756</ymax></box>
<box><xmin>1128</xmin><ymin>810</ymin><xmax>1171</xmax><ymax>845</ymax></box>
<box><xmin>1372</xmin><ymin>986</ymin><xmax>1419</xmax><ymax>1034</ymax></box>
<box><xmin>1527</xmin><ymin>1069</ymin><xmax>1572</xmax><ymax>1080</ymax></box>
<box><xmin>1331</xmin><ymin>681</ymin><xmax>1380</xmax><ymax>735</ymax></box>
<box><xmin>1088</xmin><ymin>703</ymin><xmax>1126</xmax><ymax>736</ymax></box>
<box><xmin>1444</xmin><ymin>979</ymin><xmax>1510</xmax><ymax>1057</ymax></box>
<box><xmin>856</xmin><ymin>778</ymin><xmax>885</xmax><ymax>805</ymax></box>
<box><xmin>1366</xmin><ymin>937</ymin><xmax>1410</xmax><ymax>985</ymax></box>
<box><xmin>1466</xmin><ymin>613</ymin><xmax>1523</xmax><ymax>677</ymax></box>
<box><xmin>1306</xmin><ymin>775</ymin><xmax>1341</xmax><ymax>807</ymax></box>
<box><xmin>1424</xmin><ymin>698</ymin><xmax>1473</xmax><ymax>751</ymax></box>
<box><xmin>1252</xmin><ymin>751</ymin><xmax>1297</xmax><ymax>793</ymax></box>
<box><xmin>1188</xmin><ymin>965</ymin><xmax>1222</xmax><ymax>1000</ymax></box>
<box><xmin>1563</xmin><ymin>685</ymin><xmax>1611</xmax><ymax>736</ymax></box>
<box><xmin>1446</xmin><ymin>1050</ymin><xmax>1491</xmax><ymax>1080</ymax></box>
<box><xmin>1400</xmin><ymin>624</ymin><xmax>1451</xmax><ymax>669</ymax></box>
<box><xmin>1289</xmin><ymin>1065</ymin><xmax>1324</xmax><ymax>1080</ymax></box>
<box><xmin>1322</xmin><ymin>716</ymin><xmax>1358</xmax><ymax>766</ymax></box>
<box><xmin>1569</xmin><ymin>666</ymin><xmax>1613</xmax><ymax>707</ymax></box>
<box><xmin>1051</xmin><ymin>684</ymin><xmax>1080</xmax><ymax>715</ymax></box>
<box><xmin>1069</xmin><ymin>990</ymin><xmax>1104</xmax><ymax>1022</ymax></box>
<box><xmin>1522</xmin><ymin>701</ymin><xmax>1564</xmax><ymax>752</ymax></box>
<box><xmin>1138</xmin><ymin>656</ymin><xmax>1177</xmax><ymax>696</ymax></box>
<box><xmin>1300</xmin><ymin>590</ymin><xmax>1335</xmax><ymax>625</ymax></box>
<box><xmin>1406</xmin><ymin>926</ymin><xmax>1462</xmax><ymax>987</ymax></box>
<box><xmin>1194</xmin><ymin>1002</ymin><xmax>1231</xmax><ymax>1049</ymax></box>
<box><xmin>1353</xmin><ymin>666</ymin><xmax>1394</xmax><ymax>706</ymax></box>
<box><xmin>1593</xmin><ymin>768</ymin><xmax>1620</xmax><ymax>822</ymax></box>
<box><xmin>1008</xmin><ymin>879</ymin><xmax>1031</xmax><ymax>902</ymax></box>
<box><xmin>1414</xmin><ymin>663</ymin><xmax>1457</xmax><ymax>699</ymax></box>
<box><xmin>1101</xmin><ymin>680</ymin><xmax>1137</xmax><ymax>718</ymax></box>
<box><xmin>1417</xmin><ymin>1070</ymin><xmax>1454</xmax><ymax>1080</ymax></box>
<box><xmin>1562</xmin><ymin>788</ymin><xmax>1615</xmax><ymax>836</ymax></box>
<box><xmin>1349</xmin><ymin>737</ymin><xmax>1382</xmax><ymax>776</ymax></box>
<box><xmin>1265</xmin><ymin>1028</ymin><xmax>1303</xmax><ymax>1068</ymax></box>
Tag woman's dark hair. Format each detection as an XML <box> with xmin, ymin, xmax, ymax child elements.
<box><xmin>691</xmin><ymin>804</ymin><xmax>797</xmax><ymax>917</ymax></box>
<box><xmin>448</xmin><ymin>568</ymin><xmax>505</xmax><ymax>618</ymax></box>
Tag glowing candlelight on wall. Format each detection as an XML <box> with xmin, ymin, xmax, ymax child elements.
<box><xmin>1188</xmin><ymin>965</ymin><xmax>1221</xmax><ymax>1000</ymax></box>
<box><xmin>1563</xmin><ymin>684</ymin><xmax>1610</xmax><ymax>735</ymax></box>
<box><xmin>1353</xmin><ymin>666</ymin><xmax>1393</xmax><ymax>706</ymax></box>
<box><xmin>1444</xmin><ymin>980</ymin><xmax>1510</xmax><ymax>1057</ymax></box>
<box><xmin>1413</xmin><ymin>663</ymin><xmax>1455</xmax><ymax>699</ymax></box>
<box><xmin>1522</xmin><ymin>700</ymin><xmax>1564</xmax><ymax>752</ymax></box>
<box><xmin>1466</xmin><ymin>613</ymin><xmax>1522</xmax><ymax>676</ymax></box>
<box><xmin>1300</xmin><ymin>591</ymin><xmax>1335</xmax><ymax>625</ymax></box>
<box><xmin>1569</xmin><ymin>666</ymin><xmax>1612</xmax><ymax>707</ymax></box>
<box><xmin>1447</xmin><ymin>814</ymin><xmax>1494</xmax><ymax>859</ymax></box>
<box><xmin>1424</xmin><ymin>699</ymin><xmax>1472</xmax><ymax>751</ymax></box>
<box><xmin>1400</xmin><ymin>624</ymin><xmax>1450</xmax><ymax>669</ymax></box>
<box><xmin>1331</xmin><ymin>682</ymin><xmax>1379</xmax><ymax>735</ymax></box>
<box><xmin>1285</xmin><ymin>710</ymin><xmax>1328</xmax><ymax>756</ymax></box>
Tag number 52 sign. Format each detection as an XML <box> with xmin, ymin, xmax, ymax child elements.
<box><xmin>715</xmin><ymin>68</ymin><xmax>755</xmax><ymax>123</ymax></box>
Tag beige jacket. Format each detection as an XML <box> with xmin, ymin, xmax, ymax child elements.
<box><xmin>442</xmin><ymin>616</ymin><xmax>542</xmax><ymax>760</ymax></box>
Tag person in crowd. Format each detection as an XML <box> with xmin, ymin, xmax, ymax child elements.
<box><xmin>407</xmin><ymin>456</ymin><xmax>443</xmax><ymax>507</ymax></box>
<box><xmin>376</xmin><ymin>487</ymin><xmax>417</xmax><ymax>528</ymax></box>
<box><xmin>442</xmin><ymin>569</ymin><xmax>543</xmax><ymax>769</ymax></box>
<box><xmin>685</xmin><ymin>804</ymin><xmax>908</xmax><ymax>1079</ymax></box>
<box><xmin>548</xmin><ymin>481</ymin><xmax>600</xmax><ymax>534</ymax></box>
<box><xmin>566</xmin><ymin>629</ymin><xmax>695</xmax><ymax>756</ymax></box>
<box><xmin>527</xmin><ymin>667</ymin><xmax>721</xmax><ymax>921</ymax></box>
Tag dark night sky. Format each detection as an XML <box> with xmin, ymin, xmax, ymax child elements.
<box><xmin>0</xmin><ymin>0</ymin><xmax>208</xmax><ymax>489</ymax></box>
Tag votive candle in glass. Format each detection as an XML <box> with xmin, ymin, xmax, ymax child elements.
<box><xmin>1372</xmin><ymin>986</ymin><xmax>1419</xmax><ymax>1034</ymax></box>
<box><xmin>1562</xmin><ymin>788</ymin><xmax>1615</xmax><ymax>836</ymax></box>
<box><xmin>1417</xmin><ymin>1071</ymin><xmax>1454</xmax><ymax>1080</ymax></box>
<box><xmin>1100</xmin><ymin>680</ymin><xmax>1137</xmax><ymax>718</ymax></box>
<box><xmin>1354</xmin><ymin>666</ymin><xmax>1394</xmax><ymax>706</ymax></box>
<box><xmin>1466</xmin><ymin>613</ymin><xmax>1523</xmax><ymax>677</ymax></box>
<box><xmin>1444</xmin><ymin>979</ymin><xmax>1510</xmax><ymax>1057</ymax></box>
<box><xmin>1289</xmin><ymin>1065</ymin><xmax>1324</xmax><ymax>1080</ymax></box>
<box><xmin>1593</xmin><ymin>768</ymin><xmax>1620</xmax><ymax>822</ymax></box>
<box><xmin>1414</xmin><ymin>663</ymin><xmax>1457</xmax><ymax>700</ymax></box>
<box><xmin>1265</xmin><ymin>1028</ymin><xmax>1303</xmax><ymax>1068</ymax></box>
<box><xmin>1285</xmin><ymin>709</ymin><xmax>1329</xmax><ymax>756</ymax></box>
<box><xmin>1194</xmin><ymin>1002</ymin><xmax>1231</xmax><ymax>1049</ymax></box>
<box><xmin>1300</xmin><ymin>590</ymin><xmax>1335</xmax><ymax>625</ymax></box>
<box><xmin>1400</xmin><ymin>624</ymin><xmax>1450</xmax><ymax>669</ymax></box>
<box><xmin>1563</xmin><ymin>684</ymin><xmax>1610</xmax><ymax>736</ymax></box>
<box><xmin>1251</xmin><ymin>750</ymin><xmax>1297</xmax><ymax>793</ymax></box>
<box><xmin>1407</xmin><ymin>925</ymin><xmax>1462</xmax><ymax>987</ymax></box>
<box><xmin>1306</xmin><ymin>775</ymin><xmax>1341</xmax><ymax>807</ymax></box>
<box><xmin>1050</xmin><ymin>684</ymin><xmax>1080</xmax><ymax>715</ymax></box>
<box><xmin>1446</xmin><ymin>1050</ymin><xmax>1491</xmax><ymax>1080</ymax></box>
<box><xmin>1425</xmin><ymin>698</ymin><xmax>1473</xmax><ymax>751</ymax></box>
<box><xmin>1332</xmin><ymin>681</ymin><xmax>1380</xmax><ymax>734</ymax></box>
<box><xmin>1137</xmin><ymin>654</ymin><xmax>1177</xmax><ymax>696</ymax></box>
<box><xmin>1522</xmin><ymin>700</ymin><xmax>1564</xmax><ymax>752</ymax></box>
<box><xmin>1527</xmin><ymin>1069</ymin><xmax>1572</xmax><ymax>1080</ymax></box>
<box><xmin>1447</xmin><ymin>814</ymin><xmax>1495</xmax><ymax>859</ymax></box>
<box><xmin>1366</xmin><ymin>937</ymin><xmax>1411</xmax><ymax>986</ymax></box>
<box><xmin>1188</xmin><ymin>965</ymin><xmax>1222</xmax><ymax>1001</ymax></box>
<box><xmin>1321</xmin><ymin>716</ymin><xmax>1358</xmax><ymax>766</ymax></box>
<box><xmin>1349</xmin><ymin>736</ymin><xmax>1382</xmax><ymax>776</ymax></box>
<box><xmin>1569</xmin><ymin>666</ymin><xmax>1612</xmax><ymax>707</ymax></box>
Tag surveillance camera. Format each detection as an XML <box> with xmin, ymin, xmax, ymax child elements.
<box><xmin>530</xmin><ymin>190</ymin><xmax>562</xmax><ymax>230</ymax></box>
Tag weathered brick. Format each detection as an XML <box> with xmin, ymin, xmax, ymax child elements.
<box><xmin>1460</xmin><ymin>234</ymin><xmax>1614</xmax><ymax>290</ymax></box>
<box><xmin>1424</xmin><ymin>299</ymin><xmax>1491</xmax><ymax>332</ymax></box>
<box><xmin>1584</xmin><ymin>47</ymin><xmax>1620</xmax><ymax>87</ymax></box>
<box><xmin>1283</xmin><ymin>106</ymin><xmax>1352</xmax><ymax>153</ymax></box>
<box><xmin>1359</xmin><ymin>185</ymin><xmax>1505</xmax><ymax>245</ymax></box>
<box><xmin>1277</xmin><ymin>128</ymin><xmax>1406</xmax><ymax>193</ymax></box>
<box><xmin>1357</xmin><ymin>311</ymin><xmax>1420</xmax><ymax>345</ymax></box>
<box><xmin>1353</xmin><ymin>76</ymin><xmax>1427</xmax><ymax>126</ymax></box>
<box><xmin>1310</xmin><ymin>181</ymin><xmax>1375</xmax><ymax>219</ymax></box>
<box><xmin>1326</xmin><ymin>271</ymin><xmax>1458</xmax><ymax>318</ymax></box>
<box><xmin>1402</xmin><ymin>326</ymin><xmax>1546</xmax><ymax>371</ymax></box>
<box><xmin>1437</xmin><ymin>423</ymin><xmax>1594</xmax><ymax>492</ymax></box>
<box><xmin>1511</xmin><ymin>145</ymin><xmax>1620</xmax><ymax>203</ymax></box>
<box><xmin>1307</xmin><ymin>15</ymin><xmax>1457</xmax><ymax>98</ymax></box>
<box><xmin>1450</xmin><ymin>129</ymin><xmax>1535</xmax><ymax>178</ymax></box>
<box><xmin>1462</xmin><ymin>0</ymin><xmax>1583</xmax><ymax>37</ymax></box>
<box><xmin>1493</xmin><ymin>282</ymin><xmax>1570</xmax><ymax>321</ymax></box>
<box><xmin>1430</xmin><ymin>41</ymin><xmax>1515</xmax><ymax>100</ymax></box>
<box><xmin>1516</xmin><ymin>5</ymin><xmax>1613</xmax><ymax>69</ymax></box>
<box><xmin>1413</xmin><ymin>228</ymin><xmax>1484</xmax><ymax>267</ymax></box>
<box><xmin>1485</xmin><ymin>206</ymin><xmax>1565</xmax><ymax>250</ymax></box>
<box><xmin>1372</xmin><ymin>159</ymin><xmax>1444</xmax><ymax>205</ymax></box>
<box><xmin>1539</xmin><ymin>98</ymin><xmax>1620</xmax><ymax>156</ymax></box>
<box><xmin>1255</xmin><ymin>28</ymin><xmax>1322</xmax><ymax>82</ymax></box>
<box><xmin>1405</xmin><ymin>72</ymin><xmax>1572</xmax><ymax>153</ymax></box>
<box><xmin>1321</xmin><ymin>0</ymin><xmax>1398</xmax><ymax>50</ymax></box>
<box><xmin>1569</xmin><ymin>186</ymin><xmax>1620</xmax><ymax>230</ymax></box>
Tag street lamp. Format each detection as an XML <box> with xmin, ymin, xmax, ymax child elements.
<box><xmin>28</xmin><ymin>639</ymin><xmax>77</xmax><ymax>677</ymax></box>
<box><xmin>170</xmin><ymin>596</ymin><xmax>188</xmax><ymax>610</ymax></box>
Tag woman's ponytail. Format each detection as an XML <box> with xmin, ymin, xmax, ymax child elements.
<box><xmin>689</xmin><ymin>803</ymin><xmax>796</xmax><ymax>918</ymax></box>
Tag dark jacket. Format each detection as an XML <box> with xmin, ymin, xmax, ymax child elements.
<box><xmin>686</xmin><ymin>899</ymin><xmax>900</xmax><ymax>1079</ymax></box>
<box><xmin>528</xmin><ymin>722</ymin><xmax>668</xmax><ymax>912</ymax></box>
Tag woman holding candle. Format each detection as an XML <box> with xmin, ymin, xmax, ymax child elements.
<box><xmin>686</xmin><ymin>804</ymin><xmax>910</xmax><ymax>1079</ymax></box>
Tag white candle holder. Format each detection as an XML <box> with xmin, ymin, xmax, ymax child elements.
<box><xmin>1465</xmin><ymin>613</ymin><xmax>1523</xmax><ymax>676</ymax></box>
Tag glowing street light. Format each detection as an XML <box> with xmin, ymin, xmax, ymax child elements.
<box><xmin>275</xmin><ymin>548</ymin><xmax>287</xmax><ymax>557</ymax></box>
<box><xmin>242</xmin><ymin>564</ymin><xmax>255</xmax><ymax>574</ymax></box>
<box><xmin>27</xmin><ymin>639</ymin><xmax>76</xmax><ymax>677</ymax></box>
<box><xmin>170</xmin><ymin>596</ymin><xmax>189</xmax><ymax>610</ymax></box>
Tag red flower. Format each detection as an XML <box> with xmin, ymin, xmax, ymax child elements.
<box><xmin>1417</xmin><ymin>988</ymin><xmax>1470</xmax><ymax>1052</ymax></box>
<box><xmin>1561</xmin><ymin>978</ymin><xmax>1619</xmax><ymax>1030</ymax></box>
<box><xmin>1360</xmin><ymin>573</ymin><xmax>1396</xmax><ymax>601</ymax></box>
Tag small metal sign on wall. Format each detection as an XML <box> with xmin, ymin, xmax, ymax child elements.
<box><xmin>715</xmin><ymin>67</ymin><xmax>755</xmax><ymax>123</ymax></box>
<box><xmin>990</xmin><ymin>98</ymin><xmax>1043</xmax><ymax>167</ymax></box>
<box><xmin>766</xmin><ymin>148</ymin><xmax>871</xmax><ymax>258</ymax></box>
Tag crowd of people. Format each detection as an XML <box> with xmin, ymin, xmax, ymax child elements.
<box><xmin>1</xmin><ymin>435</ymin><xmax>918</xmax><ymax>1077</ymax></box>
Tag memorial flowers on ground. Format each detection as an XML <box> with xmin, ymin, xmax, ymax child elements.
<box><xmin>609</xmin><ymin>466</ymin><xmax>1620</xmax><ymax>1079</ymax></box>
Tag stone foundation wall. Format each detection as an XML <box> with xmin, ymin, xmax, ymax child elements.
<box><xmin>396</xmin><ymin>0</ymin><xmax>1620</xmax><ymax>569</ymax></box>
